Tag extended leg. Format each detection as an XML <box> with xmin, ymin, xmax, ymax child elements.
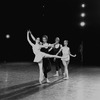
<box><xmin>44</xmin><ymin>53</ymin><xmax>62</xmax><ymax>59</ymax></box>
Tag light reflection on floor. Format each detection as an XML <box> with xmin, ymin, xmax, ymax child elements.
<box><xmin>0</xmin><ymin>63</ymin><xmax>100</xmax><ymax>100</ymax></box>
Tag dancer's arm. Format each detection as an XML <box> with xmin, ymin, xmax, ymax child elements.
<box><xmin>56</xmin><ymin>45</ymin><xmax>62</xmax><ymax>55</ymax></box>
<box><xmin>27</xmin><ymin>30</ymin><xmax>34</xmax><ymax>46</ymax></box>
<box><xmin>56</xmin><ymin>48</ymin><xmax>62</xmax><ymax>56</ymax></box>
<box><xmin>30</xmin><ymin>33</ymin><xmax>36</xmax><ymax>42</ymax></box>
<box><xmin>69</xmin><ymin>48</ymin><xmax>76</xmax><ymax>57</ymax></box>
<box><xmin>40</xmin><ymin>44</ymin><xmax>50</xmax><ymax>48</ymax></box>
<box><xmin>40</xmin><ymin>43</ymin><xmax>54</xmax><ymax>49</ymax></box>
<box><xmin>48</xmin><ymin>44</ymin><xmax>55</xmax><ymax>52</ymax></box>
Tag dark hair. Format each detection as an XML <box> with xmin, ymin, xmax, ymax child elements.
<box><xmin>42</xmin><ymin>35</ymin><xmax>48</xmax><ymax>40</ymax></box>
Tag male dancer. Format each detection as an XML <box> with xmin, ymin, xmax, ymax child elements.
<box><xmin>41</xmin><ymin>35</ymin><xmax>51</xmax><ymax>83</ymax></box>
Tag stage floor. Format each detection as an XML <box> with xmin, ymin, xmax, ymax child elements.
<box><xmin>0</xmin><ymin>63</ymin><xmax>100</xmax><ymax>100</ymax></box>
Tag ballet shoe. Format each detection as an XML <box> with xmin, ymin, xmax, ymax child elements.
<box><xmin>63</xmin><ymin>77</ymin><xmax>69</xmax><ymax>80</ymax></box>
<box><xmin>39</xmin><ymin>80</ymin><xmax>42</xmax><ymax>84</ymax></box>
<box><xmin>53</xmin><ymin>74</ymin><xmax>59</xmax><ymax>77</ymax></box>
<box><xmin>46</xmin><ymin>78</ymin><xmax>51</xmax><ymax>83</ymax></box>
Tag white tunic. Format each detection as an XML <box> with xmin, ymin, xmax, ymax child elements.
<box><xmin>61</xmin><ymin>47</ymin><xmax>70</xmax><ymax>61</ymax></box>
<box><xmin>32</xmin><ymin>44</ymin><xmax>46</xmax><ymax>62</ymax></box>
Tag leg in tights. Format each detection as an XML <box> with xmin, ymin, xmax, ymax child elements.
<box><xmin>43</xmin><ymin>58</ymin><xmax>49</xmax><ymax>78</ymax></box>
<box><xmin>54</xmin><ymin>58</ymin><xmax>62</xmax><ymax>76</ymax></box>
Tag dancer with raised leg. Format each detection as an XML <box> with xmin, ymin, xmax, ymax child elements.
<box><xmin>27</xmin><ymin>30</ymin><xmax>64</xmax><ymax>84</ymax></box>
<box><xmin>56</xmin><ymin>40</ymin><xmax>76</xmax><ymax>80</ymax></box>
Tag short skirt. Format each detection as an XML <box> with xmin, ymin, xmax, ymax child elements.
<box><xmin>33</xmin><ymin>51</ymin><xmax>47</xmax><ymax>63</ymax></box>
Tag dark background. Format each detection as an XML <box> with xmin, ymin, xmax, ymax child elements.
<box><xmin>0</xmin><ymin>0</ymin><xmax>99</xmax><ymax>65</ymax></box>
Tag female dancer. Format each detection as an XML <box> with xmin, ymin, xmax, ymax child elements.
<box><xmin>27</xmin><ymin>30</ymin><xmax>63</xmax><ymax>84</ymax></box>
<box><xmin>49</xmin><ymin>37</ymin><xmax>62</xmax><ymax>76</ymax></box>
<box><xmin>56</xmin><ymin>40</ymin><xmax>76</xmax><ymax>79</ymax></box>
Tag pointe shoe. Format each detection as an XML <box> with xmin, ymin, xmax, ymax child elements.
<box><xmin>46</xmin><ymin>78</ymin><xmax>51</xmax><ymax>83</ymax></box>
<box><xmin>63</xmin><ymin>77</ymin><xmax>69</xmax><ymax>80</ymax></box>
<box><xmin>53</xmin><ymin>74</ymin><xmax>59</xmax><ymax>77</ymax></box>
<box><xmin>39</xmin><ymin>80</ymin><xmax>42</xmax><ymax>84</ymax></box>
<box><xmin>39</xmin><ymin>78</ymin><xmax>44</xmax><ymax>85</ymax></box>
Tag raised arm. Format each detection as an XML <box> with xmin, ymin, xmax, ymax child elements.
<box><xmin>27</xmin><ymin>30</ymin><xmax>34</xmax><ymax>46</ymax></box>
<box><xmin>30</xmin><ymin>33</ymin><xmax>36</xmax><ymax>42</ymax></box>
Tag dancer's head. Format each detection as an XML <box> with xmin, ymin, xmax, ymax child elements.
<box><xmin>55</xmin><ymin>37</ymin><xmax>60</xmax><ymax>43</ymax></box>
<box><xmin>42</xmin><ymin>35</ymin><xmax>48</xmax><ymax>43</ymax></box>
<box><xmin>36</xmin><ymin>37</ymin><xmax>40</xmax><ymax>43</ymax></box>
<box><xmin>64</xmin><ymin>40</ymin><xmax>68</xmax><ymax>46</ymax></box>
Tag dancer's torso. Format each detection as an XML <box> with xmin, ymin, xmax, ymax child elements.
<box><xmin>62</xmin><ymin>47</ymin><xmax>69</xmax><ymax>56</ymax></box>
<box><xmin>32</xmin><ymin>44</ymin><xmax>41</xmax><ymax>54</ymax></box>
<box><xmin>41</xmin><ymin>43</ymin><xmax>49</xmax><ymax>53</ymax></box>
<box><xmin>54</xmin><ymin>44</ymin><xmax>61</xmax><ymax>54</ymax></box>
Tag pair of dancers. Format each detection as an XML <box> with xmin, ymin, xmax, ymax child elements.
<box><xmin>49</xmin><ymin>37</ymin><xmax>76</xmax><ymax>79</ymax></box>
<box><xmin>27</xmin><ymin>30</ymin><xmax>76</xmax><ymax>84</ymax></box>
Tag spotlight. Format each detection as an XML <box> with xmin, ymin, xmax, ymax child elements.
<box><xmin>81</xmin><ymin>4</ymin><xmax>85</xmax><ymax>8</ymax></box>
<box><xmin>80</xmin><ymin>22</ymin><xmax>86</xmax><ymax>27</ymax></box>
<box><xmin>6</xmin><ymin>34</ymin><xmax>10</xmax><ymax>39</ymax></box>
<box><xmin>80</xmin><ymin>13</ymin><xmax>86</xmax><ymax>17</ymax></box>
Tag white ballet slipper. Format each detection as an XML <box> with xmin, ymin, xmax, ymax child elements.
<box><xmin>53</xmin><ymin>74</ymin><xmax>59</xmax><ymax>77</ymax></box>
<box><xmin>63</xmin><ymin>77</ymin><xmax>69</xmax><ymax>80</ymax></box>
<box><xmin>46</xmin><ymin>78</ymin><xmax>51</xmax><ymax>83</ymax></box>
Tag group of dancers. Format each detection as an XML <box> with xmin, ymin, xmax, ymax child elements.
<box><xmin>27</xmin><ymin>30</ymin><xmax>76</xmax><ymax>84</ymax></box>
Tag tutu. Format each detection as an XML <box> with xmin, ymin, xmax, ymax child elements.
<box><xmin>32</xmin><ymin>44</ymin><xmax>45</xmax><ymax>63</ymax></box>
<box><xmin>34</xmin><ymin>52</ymin><xmax>45</xmax><ymax>62</ymax></box>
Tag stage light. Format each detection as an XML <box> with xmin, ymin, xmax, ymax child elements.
<box><xmin>81</xmin><ymin>4</ymin><xmax>85</xmax><ymax>8</ymax></box>
<box><xmin>6</xmin><ymin>34</ymin><xmax>10</xmax><ymax>39</ymax></box>
<box><xmin>43</xmin><ymin>5</ymin><xmax>45</xmax><ymax>8</ymax></box>
<box><xmin>80</xmin><ymin>13</ymin><xmax>86</xmax><ymax>17</ymax></box>
<box><xmin>80</xmin><ymin>22</ymin><xmax>86</xmax><ymax>27</ymax></box>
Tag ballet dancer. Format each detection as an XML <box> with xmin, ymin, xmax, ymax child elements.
<box><xmin>49</xmin><ymin>37</ymin><xmax>62</xmax><ymax>76</ymax></box>
<box><xmin>41</xmin><ymin>35</ymin><xmax>53</xmax><ymax>83</ymax></box>
<box><xmin>27</xmin><ymin>30</ymin><xmax>63</xmax><ymax>84</ymax></box>
<box><xmin>56</xmin><ymin>40</ymin><xmax>76</xmax><ymax>79</ymax></box>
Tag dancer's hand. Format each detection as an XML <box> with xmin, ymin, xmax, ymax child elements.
<box><xmin>72</xmin><ymin>54</ymin><xmax>76</xmax><ymax>57</ymax></box>
<box><xmin>27</xmin><ymin>30</ymin><xmax>32</xmax><ymax>34</ymax></box>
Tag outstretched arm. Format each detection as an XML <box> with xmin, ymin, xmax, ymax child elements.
<box><xmin>48</xmin><ymin>44</ymin><xmax>55</xmax><ymax>52</ymax></box>
<box><xmin>69</xmin><ymin>48</ymin><xmax>76</xmax><ymax>57</ymax></box>
<box><xmin>27</xmin><ymin>30</ymin><xmax>34</xmax><ymax>46</ymax></box>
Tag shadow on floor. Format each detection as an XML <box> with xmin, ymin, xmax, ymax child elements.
<box><xmin>0</xmin><ymin>76</ymin><xmax>65</xmax><ymax>100</ymax></box>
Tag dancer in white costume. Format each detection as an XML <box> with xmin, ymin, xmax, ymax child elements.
<box><xmin>27</xmin><ymin>30</ymin><xmax>63</xmax><ymax>84</ymax></box>
<box><xmin>56</xmin><ymin>40</ymin><xmax>76</xmax><ymax>79</ymax></box>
